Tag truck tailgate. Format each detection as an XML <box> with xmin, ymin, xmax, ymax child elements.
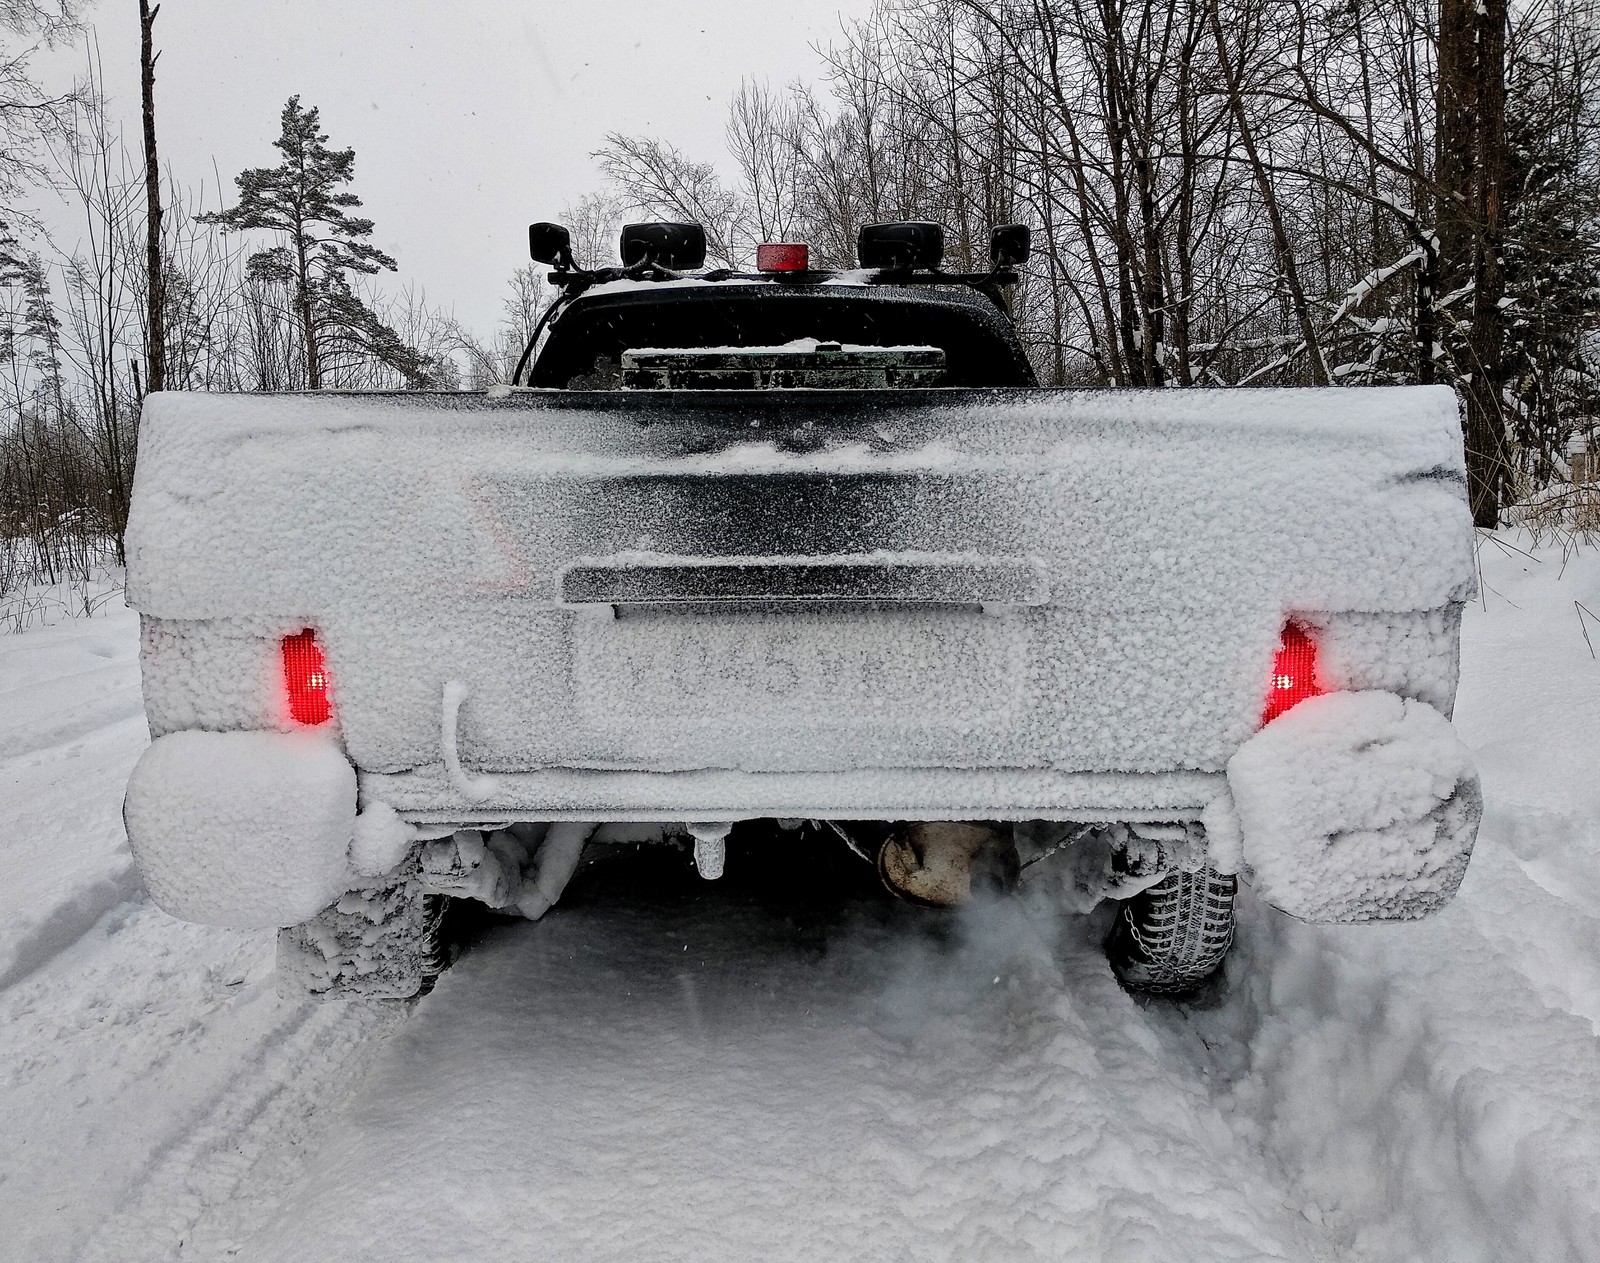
<box><xmin>126</xmin><ymin>387</ymin><xmax>1474</xmax><ymax>807</ymax></box>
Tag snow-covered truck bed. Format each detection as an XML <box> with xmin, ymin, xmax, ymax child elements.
<box><xmin>120</xmin><ymin>255</ymin><xmax>1482</xmax><ymax>1000</ymax></box>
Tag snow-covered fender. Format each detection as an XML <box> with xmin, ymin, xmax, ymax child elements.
<box><xmin>124</xmin><ymin>729</ymin><xmax>355</xmax><ymax>929</ymax></box>
<box><xmin>1212</xmin><ymin>690</ymin><xmax>1481</xmax><ymax>922</ymax></box>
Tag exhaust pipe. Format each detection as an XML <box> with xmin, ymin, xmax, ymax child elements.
<box><xmin>876</xmin><ymin>821</ymin><xmax>1018</xmax><ymax>907</ymax></box>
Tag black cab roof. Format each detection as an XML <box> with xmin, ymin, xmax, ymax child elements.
<box><xmin>529</xmin><ymin>280</ymin><xmax>1037</xmax><ymax>389</ymax></box>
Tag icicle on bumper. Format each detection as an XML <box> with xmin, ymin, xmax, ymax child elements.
<box><xmin>1211</xmin><ymin>690</ymin><xmax>1481</xmax><ymax>922</ymax></box>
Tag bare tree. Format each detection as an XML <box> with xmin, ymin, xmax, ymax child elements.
<box><xmin>594</xmin><ymin>133</ymin><xmax>746</xmax><ymax>266</ymax></box>
<box><xmin>138</xmin><ymin>0</ymin><xmax>163</xmax><ymax>393</ymax></box>
<box><xmin>561</xmin><ymin>189</ymin><xmax>626</xmax><ymax>269</ymax></box>
<box><xmin>726</xmin><ymin>80</ymin><xmax>805</xmax><ymax>244</ymax></box>
<box><xmin>0</xmin><ymin>0</ymin><xmax>82</xmax><ymax>256</ymax></box>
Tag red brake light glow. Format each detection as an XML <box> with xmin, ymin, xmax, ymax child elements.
<box><xmin>756</xmin><ymin>242</ymin><xmax>809</xmax><ymax>272</ymax></box>
<box><xmin>282</xmin><ymin>629</ymin><xmax>331</xmax><ymax>725</ymax></box>
<box><xmin>1262</xmin><ymin>622</ymin><xmax>1321</xmax><ymax>725</ymax></box>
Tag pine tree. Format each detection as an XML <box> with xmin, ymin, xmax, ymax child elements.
<box><xmin>18</xmin><ymin>253</ymin><xmax>63</xmax><ymax>406</ymax></box>
<box><xmin>199</xmin><ymin>96</ymin><xmax>433</xmax><ymax>388</ymax></box>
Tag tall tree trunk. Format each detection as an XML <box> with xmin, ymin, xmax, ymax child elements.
<box><xmin>1172</xmin><ymin>20</ymin><xmax>1200</xmax><ymax>388</ymax></box>
<box><xmin>1438</xmin><ymin>0</ymin><xmax>1508</xmax><ymax>526</ymax></box>
<box><xmin>295</xmin><ymin>235</ymin><xmax>320</xmax><ymax>389</ymax></box>
<box><xmin>139</xmin><ymin>0</ymin><xmax>164</xmax><ymax>393</ymax></box>
<box><xmin>1469</xmin><ymin>0</ymin><xmax>1508</xmax><ymax>526</ymax></box>
<box><xmin>1137</xmin><ymin>148</ymin><xmax>1165</xmax><ymax>386</ymax></box>
<box><xmin>1416</xmin><ymin>231</ymin><xmax>1438</xmax><ymax>385</ymax></box>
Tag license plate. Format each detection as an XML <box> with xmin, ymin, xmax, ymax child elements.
<box><xmin>571</xmin><ymin>608</ymin><xmax>1029</xmax><ymax>723</ymax></box>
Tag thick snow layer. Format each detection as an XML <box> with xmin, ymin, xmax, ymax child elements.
<box><xmin>138</xmin><ymin>613</ymin><xmax>295</xmax><ymax>735</ymax></box>
<box><xmin>124</xmin><ymin>729</ymin><xmax>354</xmax><ymax>928</ymax></box>
<box><xmin>348</xmin><ymin>801</ymin><xmax>417</xmax><ymax>878</ymax></box>
<box><xmin>582</xmin><ymin>275</ymin><xmax>769</xmax><ymax>298</ymax></box>
<box><xmin>1308</xmin><ymin>605</ymin><xmax>1463</xmax><ymax>715</ymax></box>
<box><xmin>125</xmin><ymin>386</ymin><xmax>1474</xmax><ymax>622</ymax></box>
<box><xmin>125</xmin><ymin>388</ymin><xmax>1473</xmax><ymax>806</ymax></box>
<box><xmin>4</xmin><ymin>529</ymin><xmax>1596</xmax><ymax>1263</ymax></box>
<box><xmin>1226</xmin><ymin>690</ymin><xmax>1480</xmax><ymax>920</ymax></box>
<box><xmin>361</xmin><ymin>763</ymin><xmax>1227</xmax><ymax>822</ymax></box>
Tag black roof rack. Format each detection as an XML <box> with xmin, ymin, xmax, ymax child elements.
<box><xmin>527</xmin><ymin>280</ymin><xmax>1037</xmax><ymax>390</ymax></box>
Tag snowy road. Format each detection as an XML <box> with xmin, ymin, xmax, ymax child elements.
<box><xmin>2</xmin><ymin>533</ymin><xmax>1598</xmax><ymax>1262</ymax></box>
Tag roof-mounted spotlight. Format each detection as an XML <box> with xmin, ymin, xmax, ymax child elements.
<box><xmin>990</xmin><ymin>224</ymin><xmax>1032</xmax><ymax>269</ymax></box>
<box><xmin>620</xmin><ymin>222</ymin><xmax>707</xmax><ymax>269</ymax></box>
<box><xmin>858</xmin><ymin>221</ymin><xmax>945</xmax><ymax>271</ymax></box>
<box><xmin>528</xmin><ymin>221</ymin><xmax>575</xmax><ymax>269</ymax></box>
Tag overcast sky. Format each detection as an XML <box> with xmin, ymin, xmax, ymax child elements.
<box><xmin>34</xmin><ymin>0</ymin><xmax>874</xmax><ymax>335</ymax></box>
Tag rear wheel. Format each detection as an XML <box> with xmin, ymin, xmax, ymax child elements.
<box><xmin>1104</xmin><ymin>864</ymin><xmax>1236</xmax><ymax>995</ymax></box>
<box><xmin>276</xmin><ymin>880</ymin><xmax>445</xmax><ymax>1000</ymax></box>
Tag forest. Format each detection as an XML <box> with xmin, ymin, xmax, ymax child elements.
<box><xmin>2</xmin><ymin>0</ymin><xmax>1597</xmax><ymax>615</ymax></box>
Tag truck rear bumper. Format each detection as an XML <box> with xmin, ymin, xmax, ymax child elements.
<box><xmin>358</xmin><ymin>764</ymin><xmax>1227</xmax><ymax>826</ymax></box>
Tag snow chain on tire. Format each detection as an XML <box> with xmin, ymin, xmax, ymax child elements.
<box><xmin>276</xmin><ymin>882</ymin><xmax>445</xmax><ymax>1000</ymax></box>
<box><xmin>1104</xmin><ymin>864</ymin><xmax>1236</xmax><ymax>995</ymax></box>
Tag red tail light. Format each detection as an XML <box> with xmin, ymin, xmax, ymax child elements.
<box><xmin>1262</xmin><ymin>622</ymin><xmax>1321</xmax><ymax>725</ymax></box>
<box><xmin>282</xmin><ymin>630</ymin><xmax>331</xmax><ymax>725</ymax></box>
<box><xmin>756</xmin><ymin>242</ymin><xmax>809</xmax><ymax>272</ymax></box>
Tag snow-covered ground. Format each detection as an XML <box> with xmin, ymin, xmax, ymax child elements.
<box><xmin>1</xmin><ymin>533</ymin><xmax>1596</xmax><ymax>1262</ymax></box>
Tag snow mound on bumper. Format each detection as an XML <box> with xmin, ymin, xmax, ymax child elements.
<box><xmin>1228</xmin><ymin>690</ymin><xmax>1480</xmax><ymax>921</ymax></box>
<box><xmin>124</xmin><ymin>730</ymin><xmax>355</xmax><ymax>929</ymax></box>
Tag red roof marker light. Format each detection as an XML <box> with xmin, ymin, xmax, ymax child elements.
<box><xmin>756</xmin><ymin>242</ymin><xmax>809</xmax><ymax>272</ymax></box>
<box><xmin>282</xmin><ymin>629</ymin><xmax>332</xmax><ymax>725</ymax></box>
<box><xmin>1262</xmin><ymin>622</ymin><xmax>1322</xmax><ymax>725</ymax></box>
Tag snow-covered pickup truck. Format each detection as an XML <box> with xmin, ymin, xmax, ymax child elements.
<box><xmin>122</xmin><ymin>219</ymin><xmax>1482</xmax><ymax>999</ymax></box>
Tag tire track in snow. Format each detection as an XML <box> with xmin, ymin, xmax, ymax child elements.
<box><xmin>78</xmin><ymin>991</ymin><xmax>406</xmax><ymax>1263</ymax></box>
<box><xmin>0</xmin><ymin>707</ymin><xmax>149</xmax><ymax>996</ymax></box>
<box><xmin>0</xmin><ymin>683</ymin><xmax>145</xmax><ymax>763</ymax></box>
<box><xmin>0</xmin><ymin>896</ymin><xmax>399</xmax><ymax>1263</ymax></box>
<box><xmin>0</xmin><ymin>859</ymin><xmax>140</xmax><ymax>992</ymax></box>
<box><xmin>1461</xmin><ymin>839</ymin><xmax>1600</xmax><ymax>1036</ymax></box>
<box><xmin>0</xmin><ymin>605</ymin><xmax>404</xmax><ymax>1263</ymax></box>
<box><xmin>233</xmin><ymin>876</ymin><xmax>1341</xmax><ymax>1263</ymax></box>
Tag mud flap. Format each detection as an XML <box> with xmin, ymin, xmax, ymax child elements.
<box><xmin>1221</xmin><ymin>690</ymin><xmax>1481</xmax><ymax>922</ymax></box>
<box><xmin>124</xmin><ymin>729</ymin><xmax>355</xmax><ymax>929</ymax></box>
